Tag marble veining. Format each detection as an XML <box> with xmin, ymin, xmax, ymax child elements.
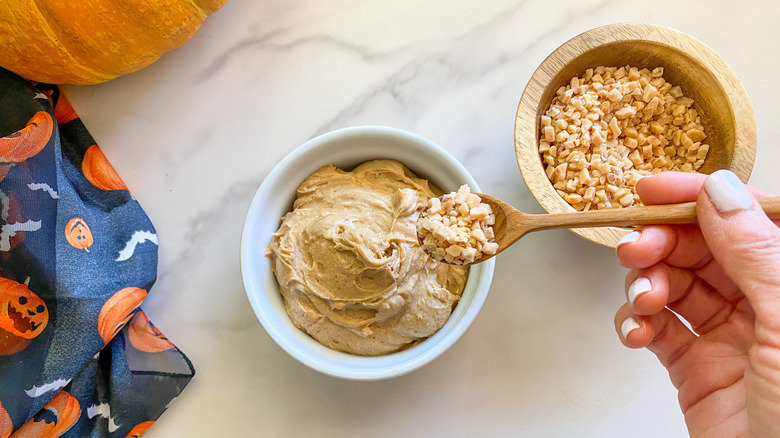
<box><xmin>57</xmin><ymin>0</ymin><xmax>780</xmax><ymax>436</ymax></box>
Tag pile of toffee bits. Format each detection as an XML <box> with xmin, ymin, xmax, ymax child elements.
<box><xmin>417</xmin><ymin>185</ymin><xmax>498</xmax><ymax>265</ymax></box>
<box><xmin>540</xmin><ymin>65</ymin><xmax>710</xmax><ymax>210</ymax></box>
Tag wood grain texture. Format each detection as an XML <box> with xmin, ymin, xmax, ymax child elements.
<box><xmin>515</xmin><ymin>23</ymin><xmax>757</xmax><ymax>247</ymax></box>
<box><xmin>475</xmin><ymin>193</ymin><xmax>780</xmax><ymax>263</ymax></box>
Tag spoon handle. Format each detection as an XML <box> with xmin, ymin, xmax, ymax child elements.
<box><xmin>525</xmin><ymin>196</ymin><xmax>780</xmax><ymax>232</ymax></box>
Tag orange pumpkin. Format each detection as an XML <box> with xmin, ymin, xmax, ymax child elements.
<box><xmin>0</xmin><ymin>277</ymin><xmax>48</xmax><ymax>340</ymax></box>
<box><xmin>54</xmin><ymin>94</ymin><xmax>78</xmax><ymax>125</ymax></box>
<box><xmin>0</xmin><ymin>166</ymin><xmax>10</xmax><ymax>185</ymax></box>
<box><xmin>128</xmin><ymin>311</ymin><xmax>175</xmax><ymax>353</ymax></box>
<box><xmin>64</xmin><ymin>218</ymin><xmax>93</xmax><ymax>251</ymax></box>
<box><xmin>13</xmin><ymin>391</ymin><xmax>81</xmax><ymax>438</ymax></box>
<box><xmin>0</xmin><ymin>328</ymin><xmax>32</xmax><ymax>356</ymax></box>
<box><xmin>82</xmin><ymin>145</ymin><xmax>128</xmax><ymax>191</ymax></box>
<box><xmin>0</xmin><ymin>111</ymin><xmax>53</xmax><ymax>164</ymax></box>
<box><xmin>34</xmin><ymin>87</ymin><xmax>77</xmax><ymax>125</ymax></box>
<box><xmin>98</xmin><ymin>287</ymin><xmax>147</xmax><ymax>344</ymax></box>
<box><xmin>0</xmin><ymin>0</ymin><xmax>227</xmax><ymax>85</ymax></box>
<box><xmin>0</xmin><ymin>400</ymin><xmax>11</xmax><ymax>438</ymax></box>
<box><xmin>125</xmin><ymin>421</ymin><xmax>154</xmax><ymax>438</ymax></box>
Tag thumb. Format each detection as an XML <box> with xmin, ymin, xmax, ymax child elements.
<box><xmin>698</xmin><ymin>169</ymin><xmax>780</xmax><ymax>327</ymax></box>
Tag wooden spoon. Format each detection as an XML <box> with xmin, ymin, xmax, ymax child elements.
<box><xmin>438</xmin><ymin>193</ymin><xmax>780</xmax><ymax>264</ymax></box>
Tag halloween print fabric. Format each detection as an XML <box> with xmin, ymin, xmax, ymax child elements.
<box><xmin>0</xmin><ymin>67</ymin><xmax>194</xmax><ymax>437</ymax></box>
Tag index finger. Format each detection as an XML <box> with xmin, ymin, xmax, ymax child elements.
<box><xmin>621</xmin><ymin>171</ymin><xmax>772</xmax><ymax>269</ymax></box>
<box><xmin>637</xmin><ymin>171</ymin><xmax>771</xmax><ymax>205</ymax></box>
<box><xmin>619</xmin><ymin>172</ymin><xmax>710</xmax><ymax>269</ymax></box>
<box><xmin>636</xmin><ymin>172</ymin><xmax>706</xmax><ymax>205</ymax></box>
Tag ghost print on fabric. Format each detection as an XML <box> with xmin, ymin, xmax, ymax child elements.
<box><xmin>0</xmin><ymin>68</ymin><xmax>193</xmax><ymax>438</ymax></box>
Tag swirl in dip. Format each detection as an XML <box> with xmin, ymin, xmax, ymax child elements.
<box><xmin>265</xmin><ymin>159</ymin><xmax>468</xmax><ymax>356</ymax></box>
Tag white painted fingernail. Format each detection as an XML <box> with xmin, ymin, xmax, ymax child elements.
<box><xmin>703</xmin><ymin>169</ymin><xmax>752</xmax><ymax>213</ymax></box>
<box><xmin>628</xmin><ymin>277</ymin><xmax>652</xmax><ymax>305</ymax></box>
<box><xmin>616</xmin><ymin>231</ymin><xmax>641</xmax><ymax>250</ymax></box>
<box><xmin>621</xmin><ymin>317</ymin><xmax>641</xmax><ymax>340</ymax></box>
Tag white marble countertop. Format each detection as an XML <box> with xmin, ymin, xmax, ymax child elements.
<box><xmin>61</xmin><ymin>1</ymin><xmax>780</xmax><ymax>436</ymax></box>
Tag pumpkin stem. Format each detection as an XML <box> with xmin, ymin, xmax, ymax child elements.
<box><xmin>85</xmin><ymin>248</ymin><xmax>90</xmax><ymax>253</ymax></box>
<box><xmin>24</xmin><ymin>277</ymin><xmax>30</xmax><ymax>286</ymax></box>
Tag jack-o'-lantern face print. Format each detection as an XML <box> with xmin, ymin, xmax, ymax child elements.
<box><xmin>0</xmin><ymin>328</ymin><xmax>32</xmax><ymax>355</ymax></box>
<box><xmin>13</xmin><ymin>391</ymin><xmax>81</xmax><ymax>438</ymax></box>
<box><xmin>0</xmin><ymin>277</ymin><xmax>48</xmax><ymax>340</ymax></box>
<box><xmin>65</xmin><ymin>217</ymin><xmax>93</xmax><ymax>251</ymax></box>
<box><xmin>0</xmin><ymin>111</ymin><xmax>53</xmax><ymax>164</ymax></box>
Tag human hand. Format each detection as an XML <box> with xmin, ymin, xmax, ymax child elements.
<box><xmin>614</xmin><ymin>170</ymin><xmax>780</xmax><ymax>437</ymax></box>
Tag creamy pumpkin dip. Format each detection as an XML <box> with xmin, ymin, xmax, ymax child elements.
<box><xmin>265</xmin><ymin>159</ymin><xmax>468</xmax><ymax>356</ymax></box>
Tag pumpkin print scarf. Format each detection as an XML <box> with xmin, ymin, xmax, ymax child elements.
<box><xmin>0</xmin><ymin>67</ymin><xmax>193</xmax><ymax>437</ymax></box>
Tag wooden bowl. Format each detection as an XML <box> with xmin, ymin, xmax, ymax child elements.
<box><xmin>515</xmin><ymin>23</ymin><xmax>756</xmax><ymax>247</ymax></box>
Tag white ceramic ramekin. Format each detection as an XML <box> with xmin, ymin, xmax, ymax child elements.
<box><xmin>240</xmin><ymin>126</ymin><xmax>495</xmax><ymax>380</ymax></box>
